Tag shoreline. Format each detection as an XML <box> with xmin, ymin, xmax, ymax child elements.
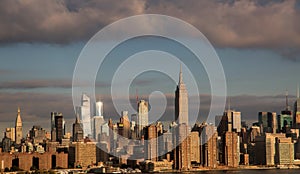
<box><xmin>159</xmin><ymin>165</ymin><xmax>300</xmax><ymax>173</ymax></box>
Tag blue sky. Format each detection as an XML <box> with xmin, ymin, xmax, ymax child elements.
<box><xmin>1</xmin><ymin>42</ymin><xmax>299</xmax><ymax>96</ymax></box>
<box><xmin>0</xmin><ymin>0</ymin><xmax>300</xmax><ymax>135</ymax></box>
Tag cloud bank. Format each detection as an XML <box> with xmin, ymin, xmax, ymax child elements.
<box><xmin>0</xmin><ymin>0</ymin><xmax>299</xmax><ymax>51</ymax></box>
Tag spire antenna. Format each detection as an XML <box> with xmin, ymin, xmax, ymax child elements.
<box><xmin>297</xmin><ymin>83</ymin><xmax>299</xmax><ymax>99</ymax></box>
<box><xmin>136</xmin><ymin>88</ymin><xmax>139</xmax><ymax>109</ymax></box>
<box><xmin>179</xmin><ymin>64</ymin><xmax>183</xmax><ymax>84</ymax></box>
<box><xmin>285</xmin><ymin>89</ymin><xmax>289</xmax><ymax>111</ymax></box>
<box><xmin>228</xmin><ymin>96</ymin><xmax>231</xmax><ymax>111</ymax></box>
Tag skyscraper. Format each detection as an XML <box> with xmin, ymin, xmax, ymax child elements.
<box><xmin>278</xmin><ymin>90</ymin><xmax>292</xmax><ymax>131</ymax></box>
<box><xmin>258</xmin><ymin>112</ymin><xmax>277</xmax><ymax>134</ymax></box>
<box><xmin>224</xmin><ymin>110</ymin><xmax>241</xmax><ymax>133</ymax></box>
<box><xmin>93</xmin><ymin>116</ymin><xmax>105</xmax><ymax>141</ymax></box>
<box><xmin>55</xmin><ymin>113</ymin><xmax>64</xmax><ymax>142</ymax></box>
<box><xmin>175</xmin><ymin>65</ymin><xmax>189</xmax><ymax>125</ymax></box>
<box><xmin>81</xmin><ymin>94</ymin><xmax>92</xmax><ymax>137</ymax></box>
<box><xmin>190</xmin><ymin>131</ymin><xmax>200</xmax><ymax>164</ymax></box>
<box><xmin>174</xmin><ymin>67</ymin><xmax>191</xmax><ymax>170</ymax></box>
<box><xmin>224</xmin><ymin>132</ymin><xmax>239</xmax><ymax>167</ymax></box>
<box><xmin>131</xmin><ymin>114</ymin><xmax>138</xmax><ymax>139</ymax></box>
<box><xmin>294</xmin><ymin>85</ymin><xmax>300</xmax><ymax>128</ymax></box>
<box><xmin>95</xmin><ymin>101</ymin><xmax>103</xmax><ymax>116</ymax></box>
<box><xmin>92</xmin><ymin>101</ymin><xmax>105</xmax><ymax>141</ymax></box>
<box><xmin>201</xmin><ymin>124</ymin><xmax>218</xmax><ymax>168</ymax></box>
<box><xmin>5</xmin><ymin>127</ymin><xmax>15</xmax><ymax>142</ymax></box>
<box><xmin>137</xmin><ymin>100</ymin><xmax>148</xmax><ymax>138</ymax></box>
<box><xmin>217</xmin><ymin>109</ymin><xmax>242</xmax><ymax>135</ymax></box>
<box><xmin>144</xmin><ymin>124</ymin><xmax>158</xmax><ymax>161</ymax></box>
<box><xmin>118</xmin><ymin>111</ymin><xmax>131</xmax><ymax>139</ymax></box>
<box><xmin>51</xmin><ymin>112</ymin><xmax>58</xmax><ymax>141</ymax></box>
<box><xmin>174</xmin><ymin>124</ymin><xmax>191</xmax><ymax>170</ymax></box>
<box><xmin>275</xmin><ymin>137</ymin><xmax>294</xmax><ymax>165</ymax></box>
<box><xmin>73</xmin><ymin>116</ymin><xmax>84</xmax><ymax>142</ymax></box>
<box><xmin>15</xmin><ymin>107</ymin><xmax>22</xmax><ymax>144</ymax></box>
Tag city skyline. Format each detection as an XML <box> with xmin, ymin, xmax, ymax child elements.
<box><xmin>0</xmin><ymin>67</ymin><xmax>300</xmax><ymax>172</ymax></box>
<box><xmin>1</xmin><ymin>0</ymin><xmax>300</xmax><ymax>173</ymax></box>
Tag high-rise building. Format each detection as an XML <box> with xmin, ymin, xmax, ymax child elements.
<box><xmin>144</xmin><ymin>124</ymin><xmax>158</xmax><ymax>161</ymax></box>
<box><xmin>175</xmin><ymin>65</ymin><xmax>189</xmax><ymax>125</ymax></box>
<box><xmin>1</xmin><ymin>136</ymin><xmax>12</xmax><ymax>152</ymax></box>
<box><xmin>81</xmin><ymin>94</ymin><xmax>92</xmax><ymax>137</ymax></box>
<box><xmin>95</xmin><ymin>101</ymin><xmax>103</xmax><ymax>116</ymax></box>
<box><xmin>174</xmin><ymin>124</ymin><xmax>191</xmax><ymax>170</ymax></box>
<box><xmin>206</xmin><ymin>131</ymin><xmax>218</xmax><ymax>168</ymax></box>
<box><xmin>92</xmin><ymin>101</ymin><xmax>104</xmax><ymax>140</ymax></box>
<box><xmin>51</xmin><ymin>112</ymin><xmax>65</xmax><ymax>142</ymax></box>
<box><xmin>255</xmin><ymin>133</ymin><xmax>286</xmax><ymax>165</ymax></box>
<box><xmin>295</xmin><ymin>136</ymin><xmax>300</xmax><ymax>159</ymax></box>
<box><xmin>278</xmin><ymin>111</ymin><xmax>292</xmax><ymax>131</ymax></box>
<box><xmin>155</xmin><ymin>122</ymin><xmax>164</xmax><ymax>159</ymax></box>
<box><xmin>118</xmin><ymin>111</ymin><xmax>131</xmax><ymax>139</ymax></box>
<box><xmin>163</xmin><ymin>132</ymin><xmax>173</xmax><ymax>155</ymax></box>
<box><xmin>294</xmin><ymin>85</ymin><xmax>300</xmax><ymax>128</ymax></box>
<box><xmin>15</xmin><ymin>107</ymin><xmax>22</xmax><ymax>144</ymax></box>
<box><xmin>190</xmin><ymin>131</ymin><xmax>200</xmax><ymax>164</ymax></box>
<box><xmin>275</xmin><ymin>137</ymin><xmax>294</xmax><ymax>165</ymax></box>
<box><xmin>5</xmin><ymin>127</ymin><xmax>15</xmax><ymax>142</ymax></box>
<box><xmin>93</xmin><ymin>115</ymin><xmax>105</xmax><ymax>141</ymax></box>
<box><xmin>224</xmin><ymin>110</ymin><xmax>241</xmax><ymax>133</ymax></box>
<box><xmin>174</xmin><ymin>67</ymin><xmax>191</xmax><ymax>170</ymax></box>
<box><xmin>217</xmin><ymin>110</ymin><xmax>242</xmax><ymax>135</ymax></box>
<box><xmin>137</xmin><ymin>100</ymin><xmax>149</xmax><ymax>138</ymax></box>
<box><xmin>224</xmin><ymin>132</ymin><xmax>239</xmax><ymax>167</ymax></box>
<box><xmin>69</xmin><ymin>142</ymin><xmax>97</xmax><ymax>168</ymax></box>
<box><xmin>201</xmin><ymin>124</ymin><xmax>218</xmax><ymax>168</ymax></box>
<box><xmin>278</xmin><ymin>91</ymin><xmax>293</xmax><ymax>131</ymax></box>
<box><xmin>101</xmin><ymin>123</ymin><xmax>109</xmax><ymax>136</ymax></box>
<box><xmin>258</xmin><ymin>112</ymin><xmax>277</xmax><ymax>134</ymax></box>
<box><xmin>29</xmin><ymin>125</ymin><xmax>46</xmax><ymax>144</ymax></box>
<box><xmin>73</xmin><ymin>116</ymin><xmax>84</xmax><ymax>142</ymax></box>
<box><xmin>249</xmin><ymin>125</ymin><xmax>261</xmax><ymax>142</ymax></box>
<box><xmin>54</xmin><ymin>113</ymin><xmax>64</xmax><ymax>142</ymax></box>
<box><xmin>51</xmin><ymin>112</ymin><xmax>57</xmax><ymax>141</ymax></box>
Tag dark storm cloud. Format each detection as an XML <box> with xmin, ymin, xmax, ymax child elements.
<box><xmin>229</xmin><ymin>94</ymin><xmax>297</xmax><ymax>124</ymax></box>
<box><xmin>0</xmin><ymin>92</ymin><xmax>74</xmax><ymax>122</ymax></box>
<box><xmin>0</xmin><ymin>0</ymin><xmax>299</xmax><ymax>53</ymax></box>
<box><xmin>0</xmin><ymin>0</ymin><xmax>144</xmax><ymax>44</ymax></box>
<box><xmin>0</xmin><ymin>70</ymin><xmax>12</xmax><ymax>75</ymax></box>
<box><xmin>144</xmin><ymin>0</ymin><xmax>300</xmax><ymax>49</ymax></box>
<box><xmin>0</xmin><ymin>80</ymin><xmax>72</xmax><ymax>89</ymax></box>
<box><xmin>0</xmin><ymin>79</ymin><xmax>107</xmax><ymax>89</ymax></box>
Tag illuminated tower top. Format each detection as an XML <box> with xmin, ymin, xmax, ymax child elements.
<box><xmin>175</xmin><ymin>65</ymin><xmax>189</xmax><ymax>125</ymax></box>
<box><xmin>15</xmin><ymin>106</ymin><xmax>23</xmax><ymax>144</ymax></box>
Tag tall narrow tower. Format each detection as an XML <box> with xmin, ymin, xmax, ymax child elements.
<box><xmin>294</xmin><ymin>84</ymin><xmax>300</xmax><ymax>128</ymax></box>
<box><xmin>15</xmin><ymin>107</ymin><xmax>23</xmax><ymax>144</ymax></box>
<box><xmin>81</xmin><ymin>93</ymin><xmax>91</xmax><ymax>137</ymax></box>
<box><xmin>285</xmin><ymin>89</ymin><xmax>289</xmax><ymax>111</ymax></box>
<box><xmin>175</xmin><ymin>65</ymin><xmax>189</xmax><ymax>125</ymax></box>
<box><xmin>137</xmin><ymin>100</ymin><xmax>149</xmax><ymax>138</ymax></box>
<box><xmin>174</xmin><ymin>65</ymin><xmax>191</xmax><ymax>170</ymax></box>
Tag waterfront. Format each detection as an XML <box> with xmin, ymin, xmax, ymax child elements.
<box><xmin>189</xmin><ymin>169</ymin><xmax>300</xmax><ymax>173</ymax></box>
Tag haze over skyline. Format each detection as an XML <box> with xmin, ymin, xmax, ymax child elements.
<box><xmin>1</xmin><ymin>0</ymin><xmax>300</xmax><ymax>136</ymax></box>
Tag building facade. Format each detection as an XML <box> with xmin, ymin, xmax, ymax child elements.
<box><xmin>15</xmin><ymin>107</ymin><xmax>22</xmax><ymax>144</ymax></box>
<box><xmin>137</xmin><ymin>100</ymin><xmax>148</xmax><ymax>138</ymax></box>
<box><xmin>175</xmin><ymin>65</ymin><xmax>189</xmax><ymax>125</ymax></box>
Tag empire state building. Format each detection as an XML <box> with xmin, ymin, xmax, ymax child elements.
<box><xmin>175</xmin><ymin>65</ymin><xmax>189</xmax><ymax>125</ymax></box>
